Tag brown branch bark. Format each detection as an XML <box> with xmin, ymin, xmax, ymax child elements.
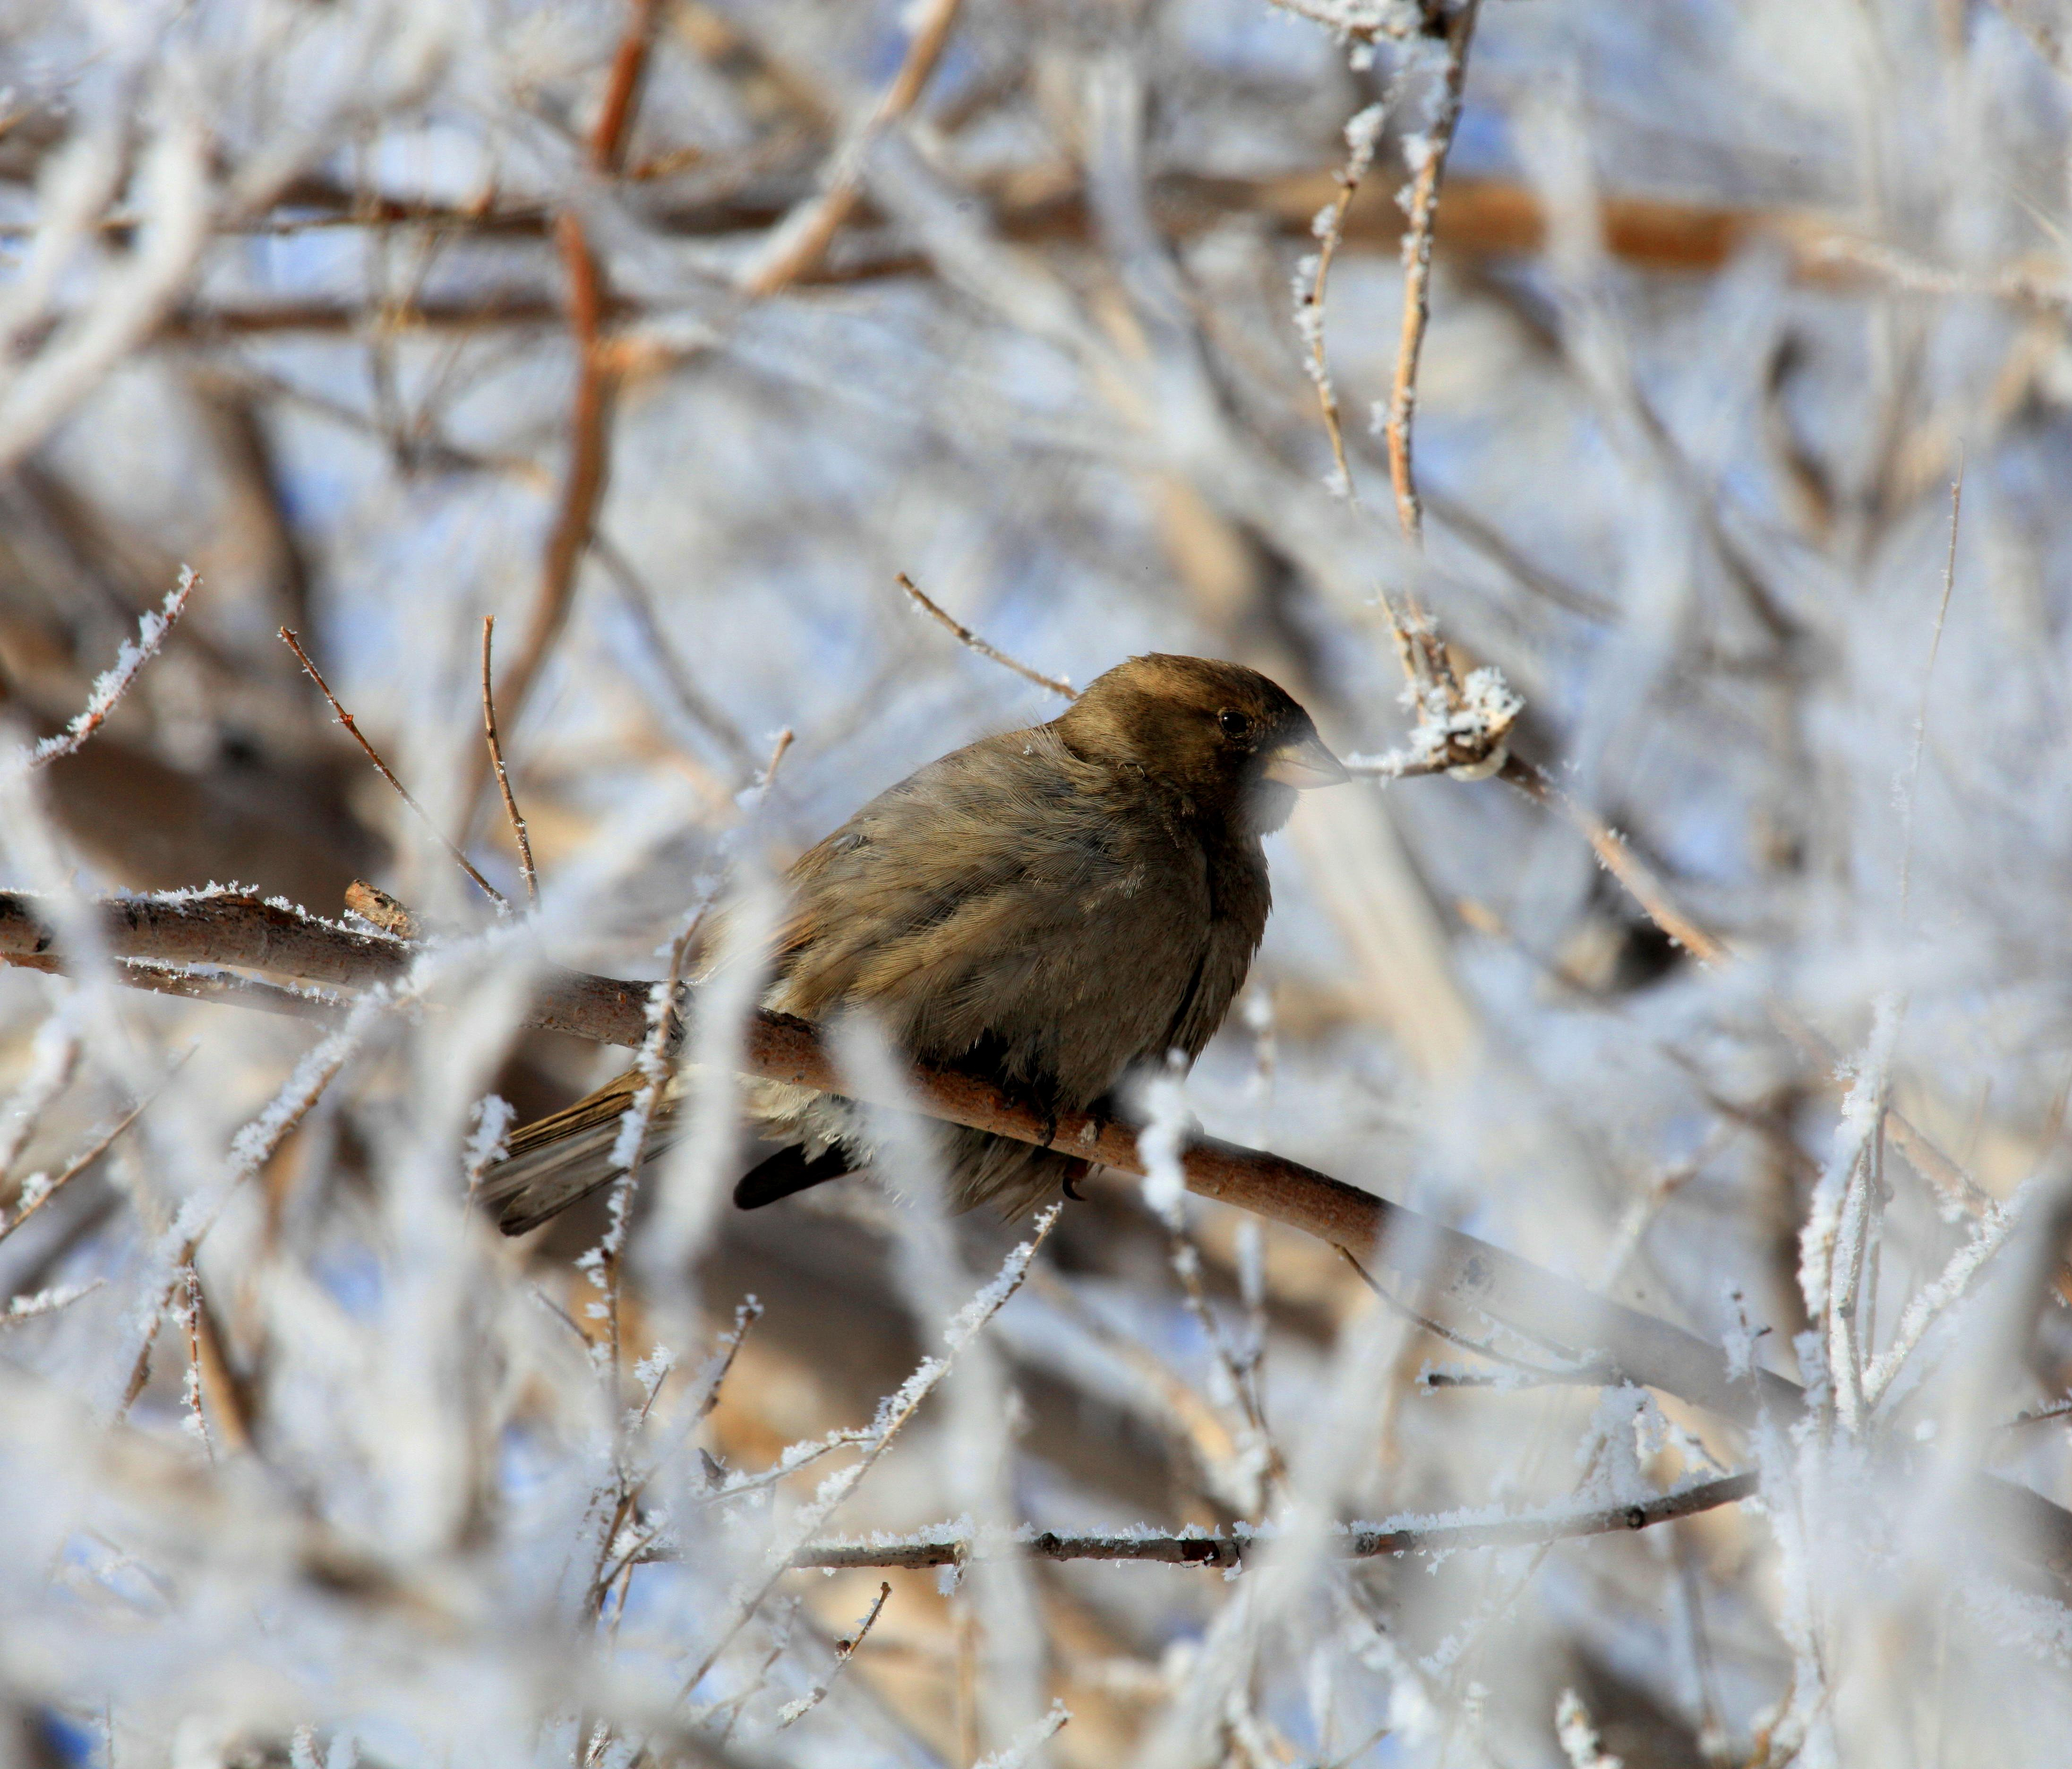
<box><xmin>3</xmin><ymin>887</ymin><xmax>2068</xmax><ymax>1588</ymax></box>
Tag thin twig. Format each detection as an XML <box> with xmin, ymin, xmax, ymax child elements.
<box><xmin>1383</xmin><ymin>0</ymin><xmax>1482</xmax><ymax>544</ymax></box>
<box><xmin>676</xmin><ymin>1206</ymin><xmax>1060</xmax><ymax>1702</ymax></box>
<box><xmin>22</xmin><ymin>567</ymin><xmax>197</xmax><ymax>772</ymax></box>
<box><xmin>479</xmin><ymin>618</ymin><xmax>539</xmax><ymax>906</ymax></box>
<box><xmin>1898</xmin><ymin>459</ymin><xmax>1963</xmax><ymax>931</ymax></box>
<box><xmin>736</xmin><ymin>0</ymin><xmax>967</xmax><ymax>297</ymax></box>
<box><xmin>783</xmin><ymin>1473</ymin><xmax>1757</xmax><ymax>1569</ymax></box>
<box><xmin>776</xmin><ymin>1582</ymin><xmax>892</xmax><ymax>1728</ymax></box>
<box><xmin>490</xmin><ymin>213</ymin><xmax>613</xmax><ymax>783</ymax></box>
<box><xmin>1338</xmin><ymin>1246</ymin><xmax>1612</xmax><ymax>1385</ymax></box>
<box><xmin>1296</xmin><ymin>103</ymin><xmax>1387</xmax><ymax>503</ymax></box>
<box><xmin>0</xmin><ymin>1062</ymin><xmax>179</xmax><ymax>1246</ymax></box>
<box><xmin>758</xmin><ymin>727</ymin><xmax>796</xmax><ymax>790</ymax></box>
<box><xmin>1498</xmin><ymin>756</ymin><xmax>1728</xmax><ymax>964</ymax></box>
<box><xmin>278</xmin><ymin>627</ymin><xmax>509</xmax><ymax>911</ymax></box>
<box><xmin>895</xmin><ymin>573</ymin><xmax>1078</xmax><ymax>700</ymax></box>
<box><xmin>591</xmin><ymin>532</ymin><xmax>758</xmax><ymax>772</ymax></box>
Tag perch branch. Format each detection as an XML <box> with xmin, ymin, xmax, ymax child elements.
<box><xmin>2</xmin><ymin>888</ymin><xmax>2068</xmax><ymax>1588</ymax></box>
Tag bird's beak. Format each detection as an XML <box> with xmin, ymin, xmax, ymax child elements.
<box><xmin>1260</xmin><ymin>731</ymin><xmax>1351</xmax><ymax>789</ymax></box>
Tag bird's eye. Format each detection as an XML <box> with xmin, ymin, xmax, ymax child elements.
<box><xmin>1217</xmin><ymin>708</ymin><xmax>1252</xmax><ymax>739</ymax></box>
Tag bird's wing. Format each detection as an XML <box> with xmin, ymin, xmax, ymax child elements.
<box><xmin>772</xmin><ymin>728</ymin><xmax>1216</xmax><ymax>1103</ymax></box>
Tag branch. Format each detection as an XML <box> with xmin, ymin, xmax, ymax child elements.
<box><xmin>1383</xmin><ymin>0</ymin><xmax>1481</xmax><ymax>544</ymax></box>
<box><xmin>278</xmin><ymin>628</ymin><xmax>510</xmax><ymax>910</ymax></box>
<box><xmin>493</xmin><ymin>212</ymin><xmax>614</xmax><ymax>761</ymax></box>
<box><xmin>21</xmin><ymin>567</ymin><xmax>197</xmax><ymax>771</ymax></box>
<box><xmin>4</xmin><ymin>888</ymin><xmax>2069</xmax><ymax>1588</ymax></box>
<box><xmin>480</xmin><ymin>618</ymin><xmax>539</xmax><ymax>906</ymax></box>
<box><xmin>479</xmin><ymin>0</ymin><xmax>665</xmax><ymax>805</ymax></box>
<box><xmin>786</xmin><ymin>1472</ymin><xmax>1758</xmax><ymax>1570</ymax></box>
<box><xmin>896</xmin><ymin>572</ymin><xmax>1078</xmax><ymax>700</ymax></box>
<box><xmin>0</xmin><ymin>888</ymin><xmax>1791</xmax><ymax>1424</ymax></box>
<box><xmin>735</xmin><ymin>0</ymin><xmax>966</xmax><ymax>297</ymax></box>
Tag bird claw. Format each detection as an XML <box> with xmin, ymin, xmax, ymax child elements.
<box><xmin>1060</xmin><ymin>1160</ymin><xmax>1089</xmax><ymax>1202</ymax></box>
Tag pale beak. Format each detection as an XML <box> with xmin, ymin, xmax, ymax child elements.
<box><xmin>1260</xmin><ymin>731</ymin><xmax>1351</xmax><ymax>789</ymax></box>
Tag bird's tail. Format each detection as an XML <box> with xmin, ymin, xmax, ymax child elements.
<box><xmin>478</xmin><ymin>1069</ymin><xmax>677</xmax><ymax>1236</ymax></box>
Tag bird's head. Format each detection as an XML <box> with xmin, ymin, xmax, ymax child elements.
<box><xmin>1055</xmin><ymin>654</ymin><xmax>1349</xmax><ymax>835</ymax></box>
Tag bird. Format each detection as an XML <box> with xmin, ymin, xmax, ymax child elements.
<box><xmin>479</xmin><ymin>653</ymin><xmax>1348</xmax><ymax>1235</ymax></box>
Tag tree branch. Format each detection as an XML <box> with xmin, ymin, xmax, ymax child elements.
<box><xmin>2</xmin><ymin>887</ymin><xmax>2068</xmax><ymax>1588</ymax></box>
<box><xmin>786</xmin><ymin>1471</ymin><xmax>1758</xmax><ymax>1570</ymax></box>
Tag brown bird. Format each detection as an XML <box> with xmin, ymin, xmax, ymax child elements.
<box><xmin>481</xmin><ymin>654</ymin><xmax>1347</xmax><ymax>1234</ymax></box>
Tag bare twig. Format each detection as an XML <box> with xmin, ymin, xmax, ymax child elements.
<box><xmin>736</xmin><ymin>0</ymin><xmax>967</xmax><ymax>296</ymax></box>
<box><xmin>1898</xmin><ymin>461</ymin><xmax>1963</xmax><ymax>929</ymax></box>
<box><xmin>491</xmin><ymin>215</ymin><xmax>614</xmax><ymax>778</ymax></box>
<box><xmin>758</xmin><ymin>727</ymin><xmax>796</xmax><ymax>790</ymax></box>
<box><xmin>21</xmin><ymin>568</ymin><xmax>197</xmax><ymax>771</ymax></box>
<box><xmin>776</xmin><ymin>1582</ymin><xmax>892</xmax><ymax>1728</ymax></box>
<box><xmin>1383</xmin><ymin>0</ymin><xmax>1482</xmax><ymax>544</ymax></box>
<box><xmin>591</xmin><ymin>533</ymin><xmax>758</xmax><ymax>773</ymax></box>
<box><xmin>278</xmin><ymin>628</ymin><xmax>509</xmax><ymax>911</ymax></box>
<box><xmin>480</xmin><ymin>4</ymin><xmax>671</xmax><ymax>822</ymax></box>
<box><xmin>784</xmin><ymin>1473</ymin><xmax>1757</xmax><ymax>1569</ymax></box>
<box><xmin>895</xmin><ymin>573</ymin><xmax>1078</xmax><ymax>700</ymax></box>
<box><xmin>479</xmin><ymin>618</ymin><xmax>539</xmax><ymax>907</ymax></box>
<box><xmin>1498</xmin><ymin>756</ymin><xmax>1729</xmax><ymax>964</ymax></box>
<box><xmin>590</xmin><ymin>0</ymin><xmax>665</xmax><ymax>176</ymax></box>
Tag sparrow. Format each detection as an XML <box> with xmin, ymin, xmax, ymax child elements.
<box><xmin>481</xmin><ymin>654</ymin><xmax>1347</xmax><ymax>1234</ymax></box>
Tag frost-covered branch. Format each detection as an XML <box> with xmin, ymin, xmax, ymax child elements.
<box><xmin>8</xmin><ymin>885</ymin><xmax>2072</xmax><ymax>1597</ymax></box>
<box><xmin>786</xmin><ymin>1470</ymin><xmax>1756</xmax><ymax>1569</ymax></box>
<box><xmin>17</xmin><ymin>568</ymin><xmax>197</xmax><ymax>772</ymax></box>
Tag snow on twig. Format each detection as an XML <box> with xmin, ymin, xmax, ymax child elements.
<box><xmin>678</xmin><ymin>1206</ymin><xmax>1061</xmax><ymax>1701</ymax></box>
<box><xmin>1</xmin><ymin>1277</ymin><xmax>104</xmax><ymax>1325</ymax></box>
<box><xmin>17</xmin><ymin>568</ymin><xmax>197</xmax><ymax>773</ymax></box>
<box><xmin>1345</xmin><ymin>661</ymin><xmax>1523</xmax><ymax>781</ymax></box>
